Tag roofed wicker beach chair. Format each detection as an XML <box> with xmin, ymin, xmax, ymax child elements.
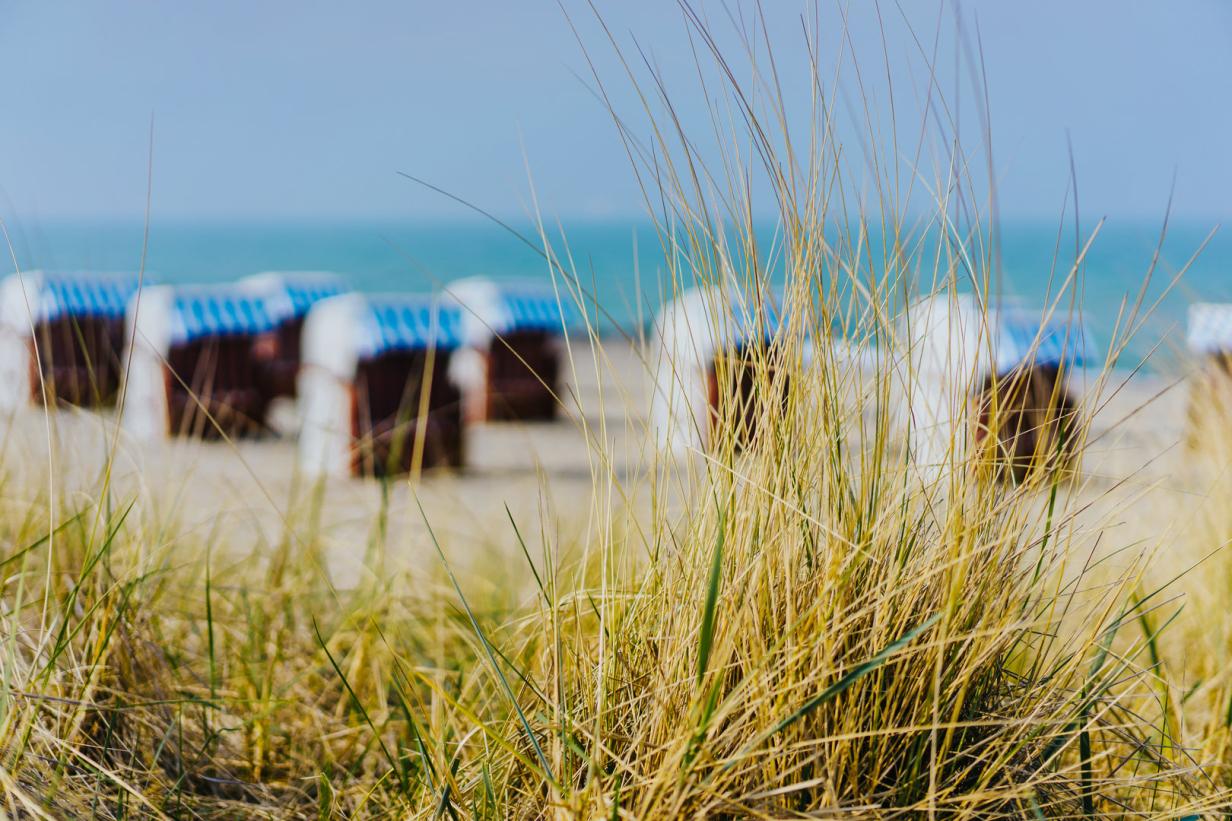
<box><xmin>1184</xmin><ymin>302</ymin><xmax>1232</xmax><ymax>450</ymax></box>
<box><xmin>650</xmin><ymin>284</ymin><xmax>788</xmax><ymax>455</ymax></box>
<box><xmin>0</xmin><ymin>271</ymin><xmax>142</xmax><ymax>410</ymax></box>
<box><xmin>899</xmin><ymin>294</ymin><xmax>1090</xmax><ymax>483</ymax></box>
<box><xmin>239</xmin><ymin>271</ymin><xmax>350</xmax><ymax>399</ymax></box>
<box><xmin>298</xmin><ymin>293</ymin><xmax>465</xmax><ymax>478</ymax></box>
<box><xmin>122</xmin><ymin>285</ymin><xmax>278</xmax><ymax>440</ymax></box>
<box><xmin>442</xmin><ymin>277</ymin><xmax>580</xmax><ymax>423</ymax></box>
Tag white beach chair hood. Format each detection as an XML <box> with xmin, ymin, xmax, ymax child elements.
<box><xmin>649</xmin><ymin>285</ymin><xmax>769</xmax><ymax>455</ymax></box>
<box><xmin>0</xmin><ymin>271</ymin><xmax>142</xmax><ymax>412</ymax></box>
<box><xmin>298</xmin><ymin>293</ymin><xmax>464</xmax><ymax>477</ymax></box>
<box><xmin>896</xmin><ymin>292</ymin><xmax>1090</xmax><ymax>481</ymax></box>
<box><xmin>1186</xmin><ymin>303</ymin><xmax>1232</xmax><ymax>355</ymax></box>
<box><xmin>441</xmin><ymin>277</ymin><xmax>576</xmax><ymax>400</ymax></box>
<box><xmin>121</xmin><ymin>284</ymin><xmax>278</xmax><ymax>441</ymax></box>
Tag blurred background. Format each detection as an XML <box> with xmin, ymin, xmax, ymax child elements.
<box><xmin>1</xmin><ymin>1</ymin><xmax>1229</xmax><ymax>345</ymax></box>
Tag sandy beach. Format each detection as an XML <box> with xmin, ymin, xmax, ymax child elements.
<box><xmin>0</xmin><ymin>337</ymin><xmax>1209</xmax><ymax>596</ymax></box>
<box><xmin>0</xmin><ymin>339</ymin><xmax>655</xmax><ymax>591</ymax></box>
<box><xmin>7</xmin><ymin>2</ymin><xmax>1232</xmax><ymax>812</ymax></box>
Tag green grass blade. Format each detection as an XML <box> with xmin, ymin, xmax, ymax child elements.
<box><xmin>505</xmin><ymin>504</ymin><xmax>546</xmax><ymax>600</ymax></box>
<box><xmin>205</xmin><ymin>547</ymin><xmax>217</xmax><ymax>707</ymax></box>
<box><xmin>696</xmin><ymin>503</ymin><xmax>728</xmax><ymax>687</ymax></box>
<box><xmin>1079</xmin><ymin>716</ymin><xmax>1094</xmax><ymax>816</ymax></box>
<box><xmin>312</xmin><ymin>619</ymin><xmax>403</xmax><ymax>789</ymax></box>
<box><xmin>608</xmin><ymin>770</ymin><xmax>622</xmax><ymax>821</ymax></box>
<box><xmin>0</xmin><ymin>509</ymin><xmax>85</xmax><ymax>571</ymax></box>
<box><xmin>769</xmin><ymin>612</ymin><xmax>941</xmax><ymax>737</ymax></box>
<box><xmin>413</xmin><ymin>495</ymin><xmax>557</xmax><ymax>786</ymax></box>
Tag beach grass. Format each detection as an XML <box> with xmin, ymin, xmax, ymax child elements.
<box><xmin>3</xmin><ymin>3</ymin><xmax>1232</xmax><ymax>818</ymax></box>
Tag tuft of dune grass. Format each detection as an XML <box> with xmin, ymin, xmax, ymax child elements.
<box><xmin>1</xmin><ymin>2</ymin><xmax>1230</xmax><ymax>818</ymax></box>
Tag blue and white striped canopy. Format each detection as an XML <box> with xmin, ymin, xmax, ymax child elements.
<box><xmin>357</xmin><ymin>296</ymin><xmax>463</xmax><ymax>357</ymax></box>
<box><xmin>729</xmin><ymin>289</ymin><xmax>788</xmax><ymax>346</ymax></box>
<box><xmin>36</xmin><ymin>273</ymin><xmax>143</xmax><ymax>321</ymax></box>
<box><xmin>502</xmin><ymin>290</ymin><xmax>578</xmax><ymax>332</ymax></box>
<box><xmin>169</xmin><ymin>291</ymin><xmax>278</xmax><ymax>344</ymax></box>
<box><xmin>267</xmin><ymin>273</ymin><xmax>349</xmax><ymax>317</ymax></box>
<box><xmin>992</xmin><ymin>306</ymin><xmax>1090</xmax><ymax>374</ymax></box>
<box><xmin>1187</xmin><ymin>303</ymin><xmax>1232</xmax><ymax>354</ymax></box>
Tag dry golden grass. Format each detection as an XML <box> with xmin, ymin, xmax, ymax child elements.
<box><xmin>2</xmin><ymin>2</ymin><xmax>1231</xmax><ymax>818</ymax></box>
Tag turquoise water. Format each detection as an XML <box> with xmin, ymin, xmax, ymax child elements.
<box><xmin>3</xmin><ymin>218</ymin><xmax>1227</xmax><ymax>365</ymax></box>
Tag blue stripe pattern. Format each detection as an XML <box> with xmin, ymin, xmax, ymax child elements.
<box><xmin>170</xmin><ymin>292</ymin><xmax>278</xmax><ymax>343</ymax></box>
<box><xmin>38</xmin><ymin>273</ymin><xmax>142</xmax><ymax>321</ymax></box>
<box><xmin>729</xmin><ymin>289</ymin><xmax>786</xmax><ymax>346</ymax></box>
<box><xmin>499</xmin><ymin>287</ymin><xmax>579</xmax><ymax>332</ymax></box>
<box><xmin>359</xmin><ymin>297</ymin><xmax>463</xmax><ymax>357</ymax></box>
<box><xmin>278</xmin><ymin>276</ymin><xmax>349</xmax><ymax>316</ymax></box>
<box><xmin>1187</xmin><ymin>304</ymin><xmax>1232</xmax><ymax>354</ymax></box>
<box><xmin>994</xmin><ymin>307</ymin><xmax>1089</xmax><ymax>373</ymax></box>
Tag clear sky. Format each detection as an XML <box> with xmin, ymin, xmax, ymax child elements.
<box><xmin>1</xmin><ymin>1</ymin><xmax>1230</xmax><ymax>223</ymax></box>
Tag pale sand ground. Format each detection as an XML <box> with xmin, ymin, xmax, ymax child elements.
<box><xmin>0</xmin><ymin>341</ymin><xmax>654</xmax><ymax>595</ymax></box>
<box><xmin>0</xmin><ymin>340</ymin><xmax>1218</xmax><ymax>597</ymax></box>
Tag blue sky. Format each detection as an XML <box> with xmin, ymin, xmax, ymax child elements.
<box><xmin>1</xmin><ymin>1</ymin><xmax>1230</xmax><ymax>223</ymax></box>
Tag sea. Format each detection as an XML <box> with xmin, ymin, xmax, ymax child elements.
<box><xmin>3</xmin><ymin>217</ymin><xmax>1228</xmax><ymax>369</ymax></box>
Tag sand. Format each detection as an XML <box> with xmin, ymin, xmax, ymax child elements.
<box><xmin>0</xmin><ymin>340</ymin><xmax>653</xmax><ymax>594</ymax></box>
<box><xmin>0</xmin><ymin>339</ymin><xmax>1213</xmax><ymax>597</ymax></box>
